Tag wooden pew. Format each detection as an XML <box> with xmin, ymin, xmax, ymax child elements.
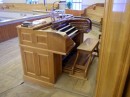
<box><xmin>82</xmin><ymin>3</ymin><xmax>104</xmax><ymax>28</ymax></box>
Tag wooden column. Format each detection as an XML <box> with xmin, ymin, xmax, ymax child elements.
<box><xmin>95</xmin><ymin>0</ymin><xmax>130</xmax><ymax>97</ymax></box>
<box><xmin>123</xmin><ymin>70</ymin><xmax>130</xmax><ymax>97</ymax></box>
<box><xmin>125</xmin><ymin>82</ymin><xmax>130</xmax><ymax>97</ymax></box>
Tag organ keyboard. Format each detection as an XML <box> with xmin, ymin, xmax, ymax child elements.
<box><xmin>17</xmin><ymin>17</ymin><xmax>92</xmax><ymax>86</ymax></box>
<box><xmin>57</xmin><ymin>24</ymin><xmax>78</xmax><ymax>38</ymax></box>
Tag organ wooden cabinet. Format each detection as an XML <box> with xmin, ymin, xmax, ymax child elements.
<box><xmin>17</xmin><ymin>17</ymin><xmax>92</xmax><ymax>86</ymax></box>
<box><xmin>21</xmin><ymin>47</ymin><xmax>58</xmax><ymax>84</ymax></box>
<box><xmin>18</xmin><ymin>26</ymin><xmax>63</xmax><ymax>85</ymax></box>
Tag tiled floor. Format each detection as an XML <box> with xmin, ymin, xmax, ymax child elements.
<box><xmin>0</xmin><ymin>27</ymin><xmax>100</xmax><ymax>97</ymax></box>
<box><xmin>0</xmin><ymin>83</ymin><xmax>85</xmax><ymax>97</ymax></box>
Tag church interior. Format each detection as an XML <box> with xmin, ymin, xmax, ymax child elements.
<box><xmin>0</xmin><ymin>0</ymin><xmax>129</xmax><ymax>97</ymax></box>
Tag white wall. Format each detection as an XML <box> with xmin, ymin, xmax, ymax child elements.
<box><xmin>38</xmin><ymin>0</ymin><xmax>57</xmax><ymax>4</ymax></box>
<box><xmin>82</xmin><ymin>0</ymin><xmax>105</xmax><ymax>9</ymax></box>
<box><xmin>3</xmin><ymin>0</ymin><xmax>26</xmax><ymax>3</ymax></box>
<box><xmin>82</xmin><ymin>0</ymin><xmax>105</xmax><ymax>5</ymax></box>
<box><xmin>46</xmin><ymin>0</ymin><xmax>59</xmax><ymax>3</ymax></box>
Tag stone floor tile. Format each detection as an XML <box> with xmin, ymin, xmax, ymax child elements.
<box><xmin>0</xmin><ymin>74</ymin><xmax>23</xmax><ymax>94</ymax></box>
<box><xmin>0</xmin><ymin>83</ymin><xmax>50</xmax><ymax>97</ymax></box>
<box><xmin>51</xmin><ymin>91</ymin><xmax>85</xmax><ymax>97</ymax></box>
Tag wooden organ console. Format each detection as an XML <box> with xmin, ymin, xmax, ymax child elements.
<box><xmin>17</xmin><ymin>17</ymin><xmax>92</xmax><ymax>86</ymax></box>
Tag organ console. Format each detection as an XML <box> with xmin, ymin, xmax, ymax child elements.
<box><xmin>17</xmin><ymin>16</ymin><xmax>92</xmax><ymax>86</ymax></box>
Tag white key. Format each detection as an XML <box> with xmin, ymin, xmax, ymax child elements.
<box><xmin>65</xmin><ymin>27</ymin><xmax>75</xmax><ymax>33</ymax></box>
<box><xmin>68</xmin><ymin>30</ymin><xmax>78</xmax><ymax>37</ymax></box>
<box><xmin>58</xmin><ymin>25</ymin><xmax>70</xmax><ymax>31</ymax></box>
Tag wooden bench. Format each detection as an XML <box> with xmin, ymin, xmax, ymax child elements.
<box><xmin>70</xmin><ymin>38</ymin><xmax>99</xmax><ymax>79</ymax></box>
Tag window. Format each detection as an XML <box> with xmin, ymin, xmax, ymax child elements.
<box><xmin>26</xmin><ymin>0</ymin><xmax>38</xmax><ymax>4</ymax></box>
<box><xmin>72</xmin><ymin>0</ymin><xmax>82</xmax><ymax>10</ymax></box>
<box><xmin>0</xmin><ymin>0</ymin><xmax>3</xmax><ymax>3</ymax></box>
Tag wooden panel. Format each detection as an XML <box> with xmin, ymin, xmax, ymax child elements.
<box><xmin>34</xmin><ymin>34</ymin><xmax>48</xmax><ymax>49</ymax></box>
<box><xmin>19</xmin><ymin>29</ymin><xmax>34</xmax><ymax>46</ymax></box>
<box><xmin>65</xmin><ymin>9</ymin><xmax>84</xmax><ymax>16</ymax></box>
<box><xmin>0</xmin><ymin>22</ymin><xmax>20</xmax><ymax>43</ymax></box>
<box><xmin>20</xmin><ymin>45</ymin><xmax>57</xmax><ymax>84</ymax></box>
<box><xmin>37</xmin><ymin>53</ymin><xmax>49</xmax><ymax>77</ymax></box>
<box><xmin>53</xmin><ymin>54</ymin><xmax>62</xmax><ymax>80</ymax></box>
<box><xmin>47</xmin><ymin>32</ymin><xmax>66</xmax><ymax>53</ymax></box>
<box><xmin>23</xmin><ymin>50</ymin><xmax>36</xmax><ymax>76</ymax></box>
<box><xmin>22</xmin><ymin>33</ymin><xmax>32</xmax><ymax>42</ymax></box>
<box><xmin>95</xmin><ymin>0</ymin><xmax>130</xmax><ymax>97</ymax></box>
<box><xmin>19</xmin><ymin>29</ymin><xmax>48</xmax><ymax>49</ymax></box>
<box><xmin>35</xmin><ymin>50</ymin><xmax>55</xmax><ymax>83</ymax></box>
<box><xmin>36</xmin><ymin>35</ymin><xmax>47</xmax><ymax>44</ymax></box>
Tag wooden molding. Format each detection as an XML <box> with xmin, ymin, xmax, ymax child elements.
<box><xmin>95</xmin><ymin>0</ymin><xmax>130</xmax><ymax>97</ymax></box>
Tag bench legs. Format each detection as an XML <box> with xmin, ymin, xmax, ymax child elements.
<box><xmin>84</xmin><ymin>54</ymin><xmax>92</xmax><ymax>78</ymax></box>
<box><xmin>71</xmin><ymin>51</ymin><xmax>93</xmax><ymax>79</ymax></box>
<box><xmin>71</xmin><ymin>51</ymin><xmax>79</xmax><ymax>75</ymax></box>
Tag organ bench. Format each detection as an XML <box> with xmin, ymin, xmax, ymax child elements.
<box><xmin>71</xmin><ymin>38</ymin><xmax>99</xmax><ymax>79</ymax></box>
